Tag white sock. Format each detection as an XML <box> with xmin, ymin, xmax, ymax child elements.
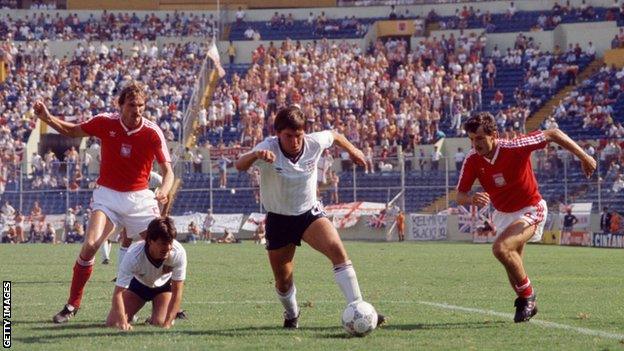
<box><xmin>117</xmin><ymin>247</ymin><xmax>128</xmax><ymax>271</ymax></box>
<box><xmin>100</xmin><ymin>241</ymin><xmax>111</xmax><ymax>261</ymax></box>
<box><xmin>276</xmin><ymin>285</ymin><xmax>299</xmax><ymax>319</ymax></box>
<box><xmin>334</xmin><ymin>260</ymin><xmax>362</xmax><ymax>304</ymax></box>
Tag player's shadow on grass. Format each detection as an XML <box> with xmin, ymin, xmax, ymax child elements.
<box><xmin>14</xmin><ymin>328</ymin><xmax>199</xmax><ymax>344</ymax></box>
<box><xmin>198</xmin><ymin>325</ymin><xmax>349</xmax><ymax>339</ymax></box>
<box><xmin>14</xmin><ymin>280</ymin><xmax>72</xmax><ymax>285</ymax></box>
<box><xmin>29</xmin><ymin>322</ymin><xmax>107</xmax><ymax>330</ymax></box>
<box><xmin>386</xmin><ymin>321</ymin><xmax>507</xmax><ymax>331</ymax></box>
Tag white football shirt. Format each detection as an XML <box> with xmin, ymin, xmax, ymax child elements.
<box><xmin>253</xmin><ymin>131</ymin><xmax>334</xmax><ymax>215</ymax></box>
<box><xmin>116</xmin><ymin>239</ymin><xmax>187</xmax><ymax>289</ymax></box>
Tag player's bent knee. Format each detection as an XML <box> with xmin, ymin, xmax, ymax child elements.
<box><xmin>81</xmin><ymin>239</ymin><xmax>100</xmax><ymax>257</ymax></box>
<box><xmin>492</xmin><ymin>241</ymin><xmax>511</xmax><ymax>260</ymax></box>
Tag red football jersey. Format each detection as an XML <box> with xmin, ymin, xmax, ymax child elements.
<box><xmin>457</xmin><ymin>131</ymin><xmax>548</xmax><ymax>212</ymax></box>
<box><xmin>80</xmin><ymin>113</ymin><xmax>170</xmax><ymax>192</ymax></box>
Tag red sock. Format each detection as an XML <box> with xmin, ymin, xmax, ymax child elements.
<box><xmin>67</xmin><ymin>257</ymin><xmax>94</xmax><ymax>308</ymax></box>
<box><xmin>514</xmin><ymin>276</ymin><xmax>534</xmax><ymax>298</ymax></box>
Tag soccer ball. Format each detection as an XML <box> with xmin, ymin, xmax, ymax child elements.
<box><xmin>341</xmin><ymin>300</ymin><xmax>378</xmax><ymax>337</ymax></box>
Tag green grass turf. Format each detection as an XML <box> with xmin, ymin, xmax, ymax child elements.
<box><xmin>1</xmin><ymin>242</ymin><xmax>624</xmax><ymax>350</ymax></box>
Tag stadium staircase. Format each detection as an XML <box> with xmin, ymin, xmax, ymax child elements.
<box><xmin>524</xmin><ymin>58</ymin><xmax>604</xmax><ymax>132</ymax></box>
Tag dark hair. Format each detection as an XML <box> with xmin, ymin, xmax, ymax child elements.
<box><xmin>117</xmin><ymin>81</ymin><xmax>146</xmax><ymax>106</ymax></box>
<box><xmin>274</xmin><ymin>106</ymin><xmax>305</xmax><ymax>132</ymax></box>
<box><xmin>463</xmin><ymin>112</ymin><xmax>497</xmax><ymax>135</ymax></box>
<box><xmin>146</xmin><ymin>217</ymin><xmax>176</xmax><ymax>243</ymax></box>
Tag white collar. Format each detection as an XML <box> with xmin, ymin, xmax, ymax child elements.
<box><xmin>119</xmin><ymin>117</ymin><xmax>144</xmax><ymax>136</ymax></box>
<box><xmin>483</xmin><ymin>143</ymin><xmax>500</xmax><ymax>165</ymax></box>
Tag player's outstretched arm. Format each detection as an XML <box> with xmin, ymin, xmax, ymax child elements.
<box><xmin>106</xmin><ymin>286</ymin><xmax>133</xmax><ymax>331</ymax></box>
<box><xmin>235</xmin><ymin>150</ymin><xmax>275</xmax><ymax>172</ymax></box>
<box><xmin>331</xmin><ymin>131</ymin><xmax>366</xmax><ymax>167</ymax></box>
<box><xmin>33</xmin><ymin>101</ymin><xmax>89</xmax><ymax>138</ymax></box>
<box><xmin>543</xmin><ymin>128</ymin><xmax>596</xmax><ymax>178</ymax></box>
<box><xmin>162</xmin><ymin>280</ymin><xmax>185</xmax><ymax>329</ymax></box>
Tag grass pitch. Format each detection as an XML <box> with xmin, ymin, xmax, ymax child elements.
<box><xmin>2</xmin><ymin>242</ymin><xmax>624</xmax><ymax>350</ymax></box>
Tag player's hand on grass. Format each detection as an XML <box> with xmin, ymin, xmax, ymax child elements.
<box><xmin>471</xmin><ymin>192</ymin><xmax>490</xmax><ymax>207</ymax></box>
<box><xmin>110</xmin><ymin>317</ymin><xmax>133</xmax><ymax>331</ymax></box>
<box><xmin>581</xmin><ymin>156</ymin><xmax>597</xmax><ymax>179</ymax></box>
<box><xmin>348</xmin><ymin>148</ymin><xmax>366</xmax><ymax>167</ymax></box>
<box><xmin>255</xmin><ymin>150</ymin><xmax>275</xmax><ymax>163</ymax></box>
<box><xmin>33</xmin><ymin>101</ymin><xmax>51</xmax><ymax>121</ymax></box>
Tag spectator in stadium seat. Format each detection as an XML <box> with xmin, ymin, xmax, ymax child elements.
<box><xmin>1</xmin><ymin>200</ymin><xmax>16</xmax><ymax>219</ymax></box>
<box><xmin>506</xmin><ymin>2</ymin><xmax>517</xmax><ymax>20</ymax></box>
<box><xmin>235</xmin><ymin>6</ymin><xmax>245</xmax><ymax>25</ymax></box>
<box><xmin>2</xmin><ymin>226</ymin><xmax>17</xmax><ymax>244</ymax></box>
<box><xmin>187</xmin><ymin>221</ymin><xmax>199</xmax><ymax>244</ymax></box>
<box><xmin>43</xmin><ymin>222</ymin><xmax>56</xmax><ymax>244</ymax></box>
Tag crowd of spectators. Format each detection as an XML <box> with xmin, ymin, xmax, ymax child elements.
<box><xmin>431</xmin><ymin>1</ymin><xmax>624</xmax><ymax>32</ymax></box>
<box><xmin>205</xmin><ymin>32</ymin><xmax>488</xmax><ymax>157</ymax></box>
<box><xmin>0</xmin><ymin>199</ymin><xmax>91</xmax><ymax>244</ymax></box>
<box><xmin>0</xmin><ymin>10</ymin><xmax>218</xmax><ymax>41</ymax></box>
<box><xmin>548</xmin><ymin>64</ymin><xmax>624</xmax><ymax>138</ymax></box>
<box><xmin>0</xmin><ymin>37</ymin><xmax>208</xmax><ymax>192</ymax></box>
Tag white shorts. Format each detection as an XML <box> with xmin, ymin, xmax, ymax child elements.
<box><xmin>92</xmin><ymin>186</ymin><xmax>160</xmax><ymax>240</ymax></box>
<box><xmin>492</xmin><ymin>199</ymin><xmax>547</xmax><ymax>243</ymax></box>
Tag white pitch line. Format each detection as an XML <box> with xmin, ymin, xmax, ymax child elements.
<box><xmin>417</xmin><ymin>301</ymin><xmax>624</xmax><ymax>341</ymax></box>
<box><xmin>15</xmin><ymin>299</ymin><xmax>624</xmax><ymax>340</ymax></box>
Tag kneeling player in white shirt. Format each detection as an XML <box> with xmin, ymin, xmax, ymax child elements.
<box><xmin>106</xmin><ymin>217</ymin><xmax>186</xmax><ymax>330</ymax></box>
<box><xmin>235</xmin><ymin>106</ymin><xmax>385</xmax><ymax>329</ymax></box>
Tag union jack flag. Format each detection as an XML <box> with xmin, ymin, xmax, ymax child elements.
<box><xmin>367</xmin><ymin>212</ymin><xmax>387</xmax><ymax>229</ymax></box>
<box><xmin>457</xmin><ymin>205</ymin><xmax>491</xmax><ymax>233</ymax></box>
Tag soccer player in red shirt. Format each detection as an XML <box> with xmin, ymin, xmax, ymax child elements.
<box><xmin>34</xmin><ymin>82</ymin><xmax>173</xmax><ymax>325</ymax></box>
<box><xmin>456</xmin><ymin>112</ymin><xmax>596</xmax><ymax>322</ymax></box>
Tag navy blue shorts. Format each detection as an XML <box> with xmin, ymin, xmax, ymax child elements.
<box><xmin>128</xmin><ymin>277</ymin><xmax>172</xmax><ymax>302</ymax></box>
<box><xmin>265</xmin><ymin>203</ymin><xmax>326</xmax><ymax>250</ymax></box>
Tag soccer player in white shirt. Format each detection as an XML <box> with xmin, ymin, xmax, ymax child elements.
<box><xmin>106</xmin><ymin>217</ymin><xmax>186</xmax><ymax>330</ymax></box>
<box><xmin>235</xmin><ymin>106</ymin><xmax>385</xmax><ymax>329</ymax></box>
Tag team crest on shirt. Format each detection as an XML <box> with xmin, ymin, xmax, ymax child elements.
<box><xmin>109</xmin><ymin>131</ymin><xmax>117</xmax><ymax>137</ymax></box>
<box><xmin>493</xmin><ymin>173</ymin><xmax>506</xmax><ymax>187</ymax></box>
<box><xmin>162</xmin><ymin>265</ymin><xmax>173</xmax><ymax>274</ymax></box>
<box><xmin>120</xmin><ymin>143</ymin><xmax>132</xmax><ymax>158</ymax></box>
